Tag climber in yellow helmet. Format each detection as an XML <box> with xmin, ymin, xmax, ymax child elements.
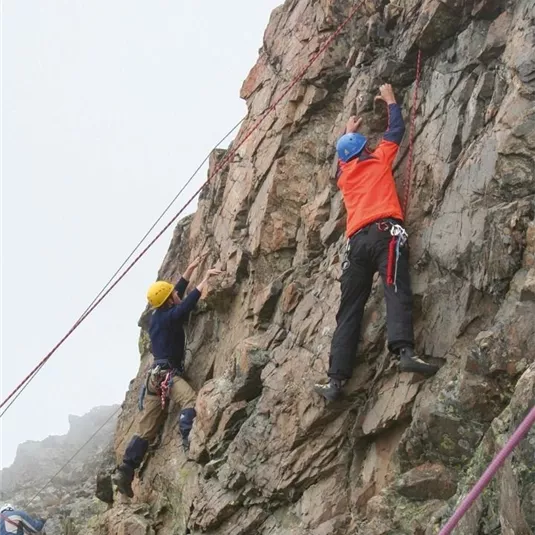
<box><xmin>113</xmin><ymin>256</ymin><xmax>221</xmax><ymax>498</ymax></box>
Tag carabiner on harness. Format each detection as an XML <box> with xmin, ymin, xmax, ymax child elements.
<box><xmin>341</xmin><ymin>239</ymin><xmax>351</xmax><ymax>271</ymax></box>
<box><xmin>386</xmin><ymin>224</ymin><xmax>409</xmax><ymax>292</ymax></box>
<box><xmin>390</xmin><ymin>224</ymin><xmax>408</xmax><ymax>246</ymax></box>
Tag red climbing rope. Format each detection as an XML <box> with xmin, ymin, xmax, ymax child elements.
<box><xmin>159</xmin><ymin>371</ymin><xmax>172</xmax><ymax>409</ymax></box>
<box><xmin>0</xmin><ymin>2</ymin><xmax>366</xmax><ymax>415</ymax></box>
<box><xmin>402</xmin><ymin>49</ymin><xmax>423</xmax><ymax>219</ymax></box>
<box><xmin>439</xmin><ymin>404</ymin><xmax>535</xmax><ymax>534</ymax></box>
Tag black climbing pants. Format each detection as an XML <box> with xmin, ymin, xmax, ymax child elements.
<box><xmin>328</xmin><ymin>220</ymin><xmax>414</xmax><ymax>381</ymax></box>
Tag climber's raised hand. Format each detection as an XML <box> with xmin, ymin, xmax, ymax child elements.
<box><xmin>183</xmin><ymin>255</ymin><xmax>204</xmax><ymax>280</ymax></box>
<box><xmin>374</xmin><ymin>83</ymin><xmax>397</xmax><ymax>105</ymax></box>
<box><xmin>187</xmin><ymin>256</ymin><xmax>202</xmax><ymax>271</ymax></box>
<box><xmin>196</xmin><ymin>268</ymin><xmax>223</xmax><ymax>293</ymax></box>
<box><xmin>345</xmin><ymin>115</ymin><xmax>363</xmax><ymax>134</ymax></box>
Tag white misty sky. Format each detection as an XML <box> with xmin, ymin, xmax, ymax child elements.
<box><xmin>1</xmin><ymin>0</ymin><xmax>282</xmax><ymax>469</ymax></box>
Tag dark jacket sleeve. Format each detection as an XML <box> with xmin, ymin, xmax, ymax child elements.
<box><xmin>373</xmin><ymin>103</ymin><xmax>406</xmax><ymax>166</ymax></box>
<box><xmin>382</xmin><ymin>103</ymin><xmax>405</xmax><ymax>145</ymax></box>
<box><xmin>169</xmin><ymin>289</ymin><xmax>201</xmax><ymax>323</ymax></box>
<box><xmin>174</xmin><ymin>277</ymin><xmax>189</xmax><ymax>300</ymax></box>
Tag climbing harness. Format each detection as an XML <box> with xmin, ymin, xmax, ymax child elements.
<box><xmin>342</xmin><ymin>220</ymin><xmax>409</xmax><ymax>281</ymax></box>
<box><xmin>374</xmin><ymin>220</ymin><xmax>409</xmax><ymax>291</ymax></box>
<box><xmin>139</xmin><ymin>363</ymin><xmax>179</xmax><ymax>411</ymax></box>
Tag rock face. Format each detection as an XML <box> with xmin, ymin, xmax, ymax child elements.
<box><xmin>0</xmin><ymin>405</ymin><xmax>118</xmax><ymax>534</ymax></box>
<box><xmin>96</xmin><ymin>0</ymin><xmax>535</xmax><ymax>534</ymax></box>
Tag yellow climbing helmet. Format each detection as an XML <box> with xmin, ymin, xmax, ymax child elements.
<box><xmin>147</xmin><ymin>281</ymin><xmax>174</xmax><ymax>308</ymax></box>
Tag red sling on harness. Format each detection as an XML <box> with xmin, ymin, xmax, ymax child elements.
<box><xmin>386</xmin><ymin>236</ymin><xmax>397</xmax><ymax>285</ymax></box>
<box><xmin>1</xmin><ymin>512</ymin><xmax>25</xmax><ymax>531</ymax></box>
<box><xmin>158</xmin><ymin>371</ymin><xmax>173</xmax><ymax>409</ymax></box>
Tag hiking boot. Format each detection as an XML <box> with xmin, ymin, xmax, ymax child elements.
<box><xmin>178</xmin><ymin>408</ymin><xmax>196</xmax><ymax>455</ymax></box>
<box><xmin>112</xmin><ymin>464</ymin><xmax>134</xmax><ymax>498</ymax></box>
<box><xmin>399</xmin><ymin>348</ymin><xmax>438</xmax><ymax>376</ymax></box>
<box><xmin>313</xmin><ymin>378</ymin><xmax>345</xmax><ymax>402</ymax></box>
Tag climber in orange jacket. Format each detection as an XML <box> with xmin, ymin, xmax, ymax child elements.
<box><xmin>314</xmin><ymin>83</ymin><xmax>438</xmax><ymax>402</ymax></box>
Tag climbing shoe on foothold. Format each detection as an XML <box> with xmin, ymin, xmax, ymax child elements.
<box><xmin>399</xmin><ymin>348</ymin><xmax>438</xmax><ymax>376</ymax></box>
<box><xmin>178</xmin><ymin>408</ymin><xmax>196</xmax><ymax>454</ymax></box>
<box><xmin>112</xmin><ymin>464</ymin><xmax>134</xmax><ymax>498</ymax></box>
<box><xmin>313</xmin><ymin>378</ymin><xmax>345</xmax><ymax>402</ymax></box>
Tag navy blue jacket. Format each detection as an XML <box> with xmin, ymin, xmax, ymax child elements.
<box><xmin>148</xmin><ymin>278</ymin><xmax>201</xmax><ymax>370</ymax></box>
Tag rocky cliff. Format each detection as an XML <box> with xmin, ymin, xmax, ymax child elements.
<box><xmin>97</xmin><ymin>0</ymin><xmax>535</xmax><ymax>533</ymax></box>
<box><xmin>0</xmin><ymin>405</ymin><xmax>118</xmax><ymax>534</ymax></box>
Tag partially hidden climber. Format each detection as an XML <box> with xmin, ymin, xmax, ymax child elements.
<box><xmin>112</xmin><ymin>257</ymin><xmax>222</xmax><ymax>497</ymax></box>
<box><xmin>0</xmin><ymin>504</ymin><xmax>47</xmax><ymax>534</ymax></box>
<box><xmin>314</xmin><ymin>83</ymin><xmax>438</xmax><ymax>402</ymax></box>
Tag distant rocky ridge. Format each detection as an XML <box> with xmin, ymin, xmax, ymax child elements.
<box><xmin>0</xmin><ymin>405</ymin><xmax>118</xmax><ymax>534</ymax></box>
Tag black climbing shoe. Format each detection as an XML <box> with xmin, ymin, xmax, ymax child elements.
<box><xmin>313</xmin><ymin>378</ymin><xmax>344</xmax><ymax>402</ymax></box>
<box><xmin>112</xmin><ymin>464</ymin><xmax>134</xmax><ymax>498</ymax></box>
<box><xmin>399</xmin><ymin>348</ymin><xmax>438</xmax><ymax>376</ymax></box>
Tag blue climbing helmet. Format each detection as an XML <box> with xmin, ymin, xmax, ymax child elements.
<box><xmin>336</xmin><ymin>133</ymin><xmax>367</xmax><ymax>163</ymax></box>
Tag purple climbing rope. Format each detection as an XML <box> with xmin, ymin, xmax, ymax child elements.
<box><xmin>439</xmin><ymin>404</ymin><xmax>535</xmax><ymax>534</ymax></box>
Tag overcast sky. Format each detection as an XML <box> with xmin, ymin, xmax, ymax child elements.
<box><xmin>1</xmin><ymin>0</ymin><xmax>281</xmax><ymax>469</ymax></box>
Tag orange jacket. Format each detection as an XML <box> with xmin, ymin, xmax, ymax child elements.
<box><xmin>337</xmin><ymin>104</ymin><xmax>405</xmax><ymax>238</ymax></box>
